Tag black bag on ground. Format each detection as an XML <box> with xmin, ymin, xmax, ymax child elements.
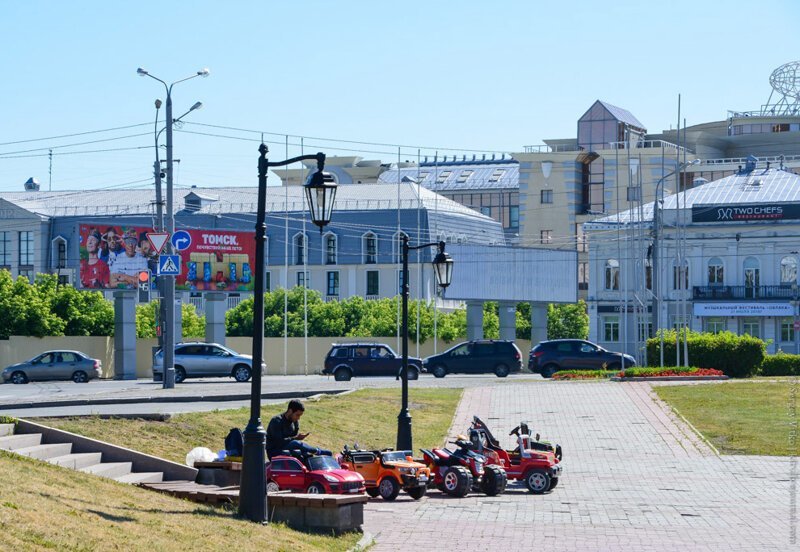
<box><xmin>225</xmin><ymin>428</ymin><xmax>243</xmax><ymax>457</ymax></box>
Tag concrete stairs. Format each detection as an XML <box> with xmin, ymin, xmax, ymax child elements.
<box><xmin>0</xmin><ymin>423</ymin><xmax>164</xmax><ymax>484</ymax></box>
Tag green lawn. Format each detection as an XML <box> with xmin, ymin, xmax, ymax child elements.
<box><xmin>655</xmin><ymin>381</ymin><xmax>798</xmax><ymax>456</ymax></box>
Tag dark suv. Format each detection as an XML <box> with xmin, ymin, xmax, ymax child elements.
<box><xmin>528</xmin><ymin>339</ymin><xmax>636</xmax><ymax>378</ymax></box>
<box><xmin>322</xmin><ymin>343</ymin><xmax>423</xmax><ymax>381</ymax></box>
<box><xmin>423</xmin><ymin>340</ymin><xmax>522</xmax><ymax>378</ymax></box>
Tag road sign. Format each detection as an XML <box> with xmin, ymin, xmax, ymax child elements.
<box><xmin>158</xmin><ymin>255</ymin><xmax>181</xmax><ymax>276</ymax></box>
<box><xmin>171</xmin><ymin>230</ymin><xmax>192</xmax><ymax>251</ymax></box>
<box><xmin>146</xmin><ymin>232</ymin><xmax>170</xmax><ymax>254</ymax></box>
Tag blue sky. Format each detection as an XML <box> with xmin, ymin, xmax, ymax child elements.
<box><xmin>2</xmin><ymin>0</ymin><xmax>799</xmax><ymax>192</ymax></box>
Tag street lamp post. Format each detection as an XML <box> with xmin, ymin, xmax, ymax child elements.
<box><xmin>238</xmin><ymin>144</ymin><xmax>336</xmax><ymax>523</ymax></box>
<box><xmin>138</xmin><ymin>67</ymin><xmax>209</xmax><ymax>388</ymax></box>
<box><xmin>397</xmin><ymin>237</ymin><xmax>453</xmax><ymax>451</ymax></box>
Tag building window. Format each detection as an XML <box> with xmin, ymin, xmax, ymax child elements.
<box><xmin>605</xmin><ymin>259</ymin><xmax>619</xmax><ymax>290</ymax></box>
<box><xmin>18</xmin><ymin>267</ymin><xmax>33</xmax><ymax>283</ymax></box>
<box><xmin>393</xmin><ymin>232</ymin><xmax>407</xmax><ymax>264</ymax></box>
<box><xmin>19</xmin><ymin>231</ymin><xmax>33</xmax><ymax>266</ymax></box>
<box><xmin>644</xmin><ymin>258</ymin><xmax>652</xmax><ymax>290</ymax></box>
<box><xmin>540</xmin><ymin>230</ymin><xmax>552</xmax><ymax>245</ymax></box>
<box><xmin>363</xmin><ymin>232</ymin><xmax>377</xmax><ymax>264</ymax></box>
<box><xmin>265</xmin><ymin>271</ymin><xmax>271</xmax><ymax>292</ymax></box>
<box><xmin>708</xmin><ymin>257</ymin><xmax>724</xmax><ymax>285</ymax></box>
<box><xmin>741</xmin><ymin>317</ymin><xmax>761</xmax><ymax>339</ymax></box>
<box><xmin>324</xmin><ymin>233</ymin><xmax>337</xmax><ymax>265</ymax></box>
<box><xmin>639</xmin><ymin>322</ymin><xmax>653</xmax><ymax>341</ymax></box>
<box><xmin>480</xmin><ymin>206</ymin><xmax>492</xmax><ymax>217</ymax></box>
<box><xmin>397</xmin><ymin>269</ymin><xmax>404</xmax><ymax>295</ymax></box>
<box><xmin>294</xmin><ymin>233</ymin><xmax>306</xmax><ymax>265</ymax></box>
<box><xmin>603</xmin><ymin>316</ymin><xmax>620</xmax><ymax>342</ymax></box>
<box><xmin>540</xmin><ymin>190</ymin><xmax>553</xmax><ymax>204</ymax></box>
<box><xmin>578</xmin><ymin>262</ymin><xmax>589</xmax><ymax>291</ymax></box>
<box><xmin>509</xmin><ymin>206</ymin><xmax>519</xmax><ymax>229</ymax></box>
<box><xmin>704</xmin><ymin>317</ymin><xmax>726</xmax><ymax>334</ymax></box>
<box><xmin>673</xmin><ymin>260</ymin><xmax>689</xmax><ymax>290</ymax></box>
<box><xmin>781</xmin><ymin>256</ymin><xmax>797</xmax><ymax>285</ymax></box>
<box><xmin>0</xmin><ymin>231</ymin><xmax>10</xmax><ymax>266</ymax></box>
<box><xmin>326</xmin><ymin>271</ymin><xmax>339</xmax><ymax>296</ymax></box>
<box><xmin>366</xmin><ymin>270</ymin><xmax>379</xmax><ymax>296</ymax></box>
<box><xmin>743</xmin><ymin>257</ymin><xmax>760</xmax><ymax>298</ymax></box>
<box><xmin>53</xmin><ymin>238</ymin><xmax>67</xmax><ymax>269</ymax></box>
<box><xmin>780</xmin><ymin>318</ymin><xmax>795</xmax><ymax>342</ymax></box>
<box><xmin>626</xmin><ymin>186</ymin><xmax>641</xmax><ymax>202</ymax></box>
<box><xmin>576</xmin><ymin>224</ymin><xmax>587</xmax><ymax>252</ymax></box>
<box><xmin>297</xmin><ymin>271</ymin><xmax>310</xmax><ymax>288</ymax></box>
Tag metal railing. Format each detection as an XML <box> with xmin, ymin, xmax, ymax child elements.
<box><xmin>698</xmin><ymin>154</ymin><xmax>800</xmax><ymax>167</ymax></box>
<box><xmin>607</xmin><ymin>140</ymin><xmax>691</xmax><ymax>153</ymax></box>
<box><xmin>728</xmin><ymin>108</ymin><xmax>800</xmax><ymax>118</ymax></box>
<box><xmin>522</xmin><ymin>144</ymin><xmax>583</xmax><ymax>154</ymax></box>
<box><xmin>693</xmin><ymin>285</ymin><xmax>796</xmax><ymax>300</ymax></box>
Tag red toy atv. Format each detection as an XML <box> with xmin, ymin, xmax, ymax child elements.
<box><xmin>419</xmin><ymin>435</ymin><xmax>507</xmax><ymax>497</ymax></box>
<box><xmin>468</xmin><ymin>416</ymin><xmax>562</xmax><ymax>494</ymax></box>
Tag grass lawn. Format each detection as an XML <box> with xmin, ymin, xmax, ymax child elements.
<box><xmin>39</xmin><ymin>387</ymin><xmax>462</xmax><ymax>465</ymax></box>
<box><xmin>655</xmin><ymin>381</ymin><xmax>798</xmax><ymax>456</ymax></box>
<box><xmin>0</xmin><ymin>451</ymin><xmax>359</xmax><ymax>551</ymax></box>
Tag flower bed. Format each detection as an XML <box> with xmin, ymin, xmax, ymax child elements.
<box><xmin>618</xmin><ymin>367</ymin><xmax>724</xmax><ymax>378</ymax></box>
<box><xmin>552</xmin><ymin>370</ymin><xmax>617</xmax><ymax>380</ymax></box>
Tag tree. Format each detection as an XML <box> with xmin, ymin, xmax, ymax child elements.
<box><xmin>51</xmin><ymin>285</ymin><xmax>114</xmax><ymax>336</ymax></box>
<box><xmin>547</xmin><ymin>300</ymin><xmax>589</xmax><ymax>340</ymax></box>
<box><xmin>181</xmin><ymin>302</ymin><xmax>205</xmax><ymax>338</ymax></box>
<box><xmin>0</xmin><ymin>272</ymin><xmax>66</xmax><ymax>339</ymax></box>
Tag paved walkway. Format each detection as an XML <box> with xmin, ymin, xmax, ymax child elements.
<box><xmin>364</xmin><ymin>381</ymin><xmax>793</xmax><ymax>551</ymax></box>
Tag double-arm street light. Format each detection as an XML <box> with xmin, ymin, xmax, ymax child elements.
<box><xmin>238</xmin><ymin>144</ymin><xmax>337</xmax><ymax>523</ymax></box>
<box><xmin>397</xmin><ymin>236</ymin><xmax>453</xmax><ymax>451</ymax></box>
<box><xmin>138</xmin><ymin>66</ymin><xmax>210</xmax><ymax>388</ymax></box>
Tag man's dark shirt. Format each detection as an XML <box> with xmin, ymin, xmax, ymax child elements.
<box><xmin>266</xmin><ymin>414</ymin><xmax>299</xmax><ymax>459</ymax></box>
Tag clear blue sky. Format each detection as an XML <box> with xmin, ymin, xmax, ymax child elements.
<box><xmin>2</xmin><ymin>0</ymin><xmax>799</xmax><ymax>192</ymax></box>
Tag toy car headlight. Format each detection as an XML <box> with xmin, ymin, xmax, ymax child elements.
<box><xmin>323</xmin><ymin>474</ymin><xmax>339</xmax><ymax>483</ymax></box>
<box><xmin>400</xmin><ymin>467</ymin><xmax>416</xmax><ymax>475</ymax></box>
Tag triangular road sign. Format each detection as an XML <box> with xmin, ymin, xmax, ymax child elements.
<box><xmin>147</xmin><ymin>232</ymin><xmax>170</xmax><ymax>254</ymax></box>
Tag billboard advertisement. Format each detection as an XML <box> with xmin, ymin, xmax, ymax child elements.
<box><xmin>78</xmin><ymin>224</ymin><xmax>256</xmax><ymax>292</ymax></box>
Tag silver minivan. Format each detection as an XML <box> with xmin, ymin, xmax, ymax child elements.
<box><xmin>152</xmin><ymin>342</ymin><xmax>264</xmax><ymax>383</ymax></box>
<box><xmin>2</xmin><ymin>350</ymin><xmax>102</xmax><ymax>384</ymax></box>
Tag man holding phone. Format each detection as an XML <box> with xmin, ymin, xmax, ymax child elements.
<box><xmin>266</xmin><ymin>399</ymin><xmax>331</xmax><ymax>460</ymax></box>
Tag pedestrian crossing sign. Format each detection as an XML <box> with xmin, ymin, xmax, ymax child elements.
<box><xmin>158</xmin><ymin>255</ymin><xmax>181</xmax><ymax>276</ymax></box>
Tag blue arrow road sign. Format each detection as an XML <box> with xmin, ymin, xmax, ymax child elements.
<box><xmin>171</xmin><ymin>230</ymin><xmax>192</xmax><ymax>251</ymax></box>
<box><xmin>158</xmin><ymin>255</ymin><xmax>181</xmax><ymax>276</ymax></box>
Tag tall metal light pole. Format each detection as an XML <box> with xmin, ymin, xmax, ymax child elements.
<box><xmin>651</xmin><ymin>158</ymin><xmax>700</xmax><ymax>368</ymax></box>
<box><xmin>397</xmin><ymin>237</ymin><xmax>453</xmax><ymax>451</ymax></box>
<box><xmin>138</xmin><ymin>67</ymin><xmax>209</xmax><ymax>388</ymax></box>
<box><xmin>238</xmin><ymin>144</ymin><xmax>336</xmax><ymax>523</ymax></box>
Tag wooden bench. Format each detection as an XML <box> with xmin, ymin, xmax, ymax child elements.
<box><xmin>267</xmin><ymin>492</ymin><xmax>368</xmax><ymax>533</ymax></box>
<box><xmin>194</xmin><ymin>460</ymin><xmax>242</xmax><ymax>488</ymax></box>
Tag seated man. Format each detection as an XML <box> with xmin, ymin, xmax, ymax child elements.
<box><xmin>266</xmin><ymin>399</ymin><xmax>332</xmax><ymax>460</ymax></box>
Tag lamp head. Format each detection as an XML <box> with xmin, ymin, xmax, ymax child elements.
<box><xmin>197</xmin><ymin>68</ymin><xmax>210</xmax><ymax>77</ymax></box>
<box><xmin>304</xmin><ymin>170</ymin><xmax>337</xmax><ymax>233</ymax></box>
<box><xmin>190</xmin><ymin>101</ymin><xmax>203</xmax><ymax>111</ymax></box>
<box><xmin>137</xmin><ymin>68</ymin><xmax>149</xmax><ymax>77</ymax></box>
<box><xmin>432</xmin><ymin>242</ymin><xmax>454</xmax><ymax>289</ymax></box>
<box><xmin>155</xmin><ymin>99</ymin><xmax>163</xmax><ymax>109</ymax></box>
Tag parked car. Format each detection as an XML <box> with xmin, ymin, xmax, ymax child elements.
<box><xmin>152</xmin><ymin>342</ymin><xmax>265</xmax><ymax>383</ymax></box>
<box><xmin>322</xmin><ymin>343</ymin><xmax>424</xmax><ymax>381</ymax></box>
<box><xmin>2</xmin><ymin>350</ymin><xmax>101</xmax><ymax>384</ymax></box>
<box><xmin>528</xmin><ymin>339</ymin><xmax>636</xmax><ymax>377</ymax></box>
<box><xmin>423</xmin><ymin>340</ymin><xmax>523</xmax><ymax>378</ymax></box>
<box><xmin>266</xmin><ymin>453</ymin><xmax>366</xmax><ymax>495</ymax></box>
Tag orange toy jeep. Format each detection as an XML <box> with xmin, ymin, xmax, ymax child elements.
<box><xmin>338</xmin><ymin>446</ymin><xmax>431</xmax><ymax>500</ymax></box>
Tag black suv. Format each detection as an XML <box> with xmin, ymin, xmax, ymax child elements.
<box><xmin>423</xmin><ymin>340</ymin><xmax>522</xmax><ymax>378</ymax></box>
<box><xmin>528</xmin><ymin>339</ymin><xmax>636</xmax><ymax>378</ymax></box>
<box><xmin>322</xmin><ymin>343</ymin><xmax>423</xmax><ymax>381</ymax></box>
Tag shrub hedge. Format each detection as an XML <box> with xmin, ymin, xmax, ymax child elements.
<box><xmin>646</xmin><ymin>330</ymin><xmax>765</xmax><ymax>378</ymax></box>
<box><xmin>760</xmin><ymin>352</ymin><xmax>800</xmax><ymax>376</ymax></box>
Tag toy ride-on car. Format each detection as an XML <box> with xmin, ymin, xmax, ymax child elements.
<box><xmin>468</xmin><ymin>416</ymin><xmax>562</xmax><ymax>494</ymax></box>
<box><xmin>338</xmin><ymin>446</ymin><xmax>431</xmax><ymax>500</ymax></box>
<box><xmin>266</xmin><ymin>451</ymin><xmax>366</xmax><ymax>495</ymax></box>
<box><xmin>419</xmin><ymin>435</ymin><xmax>507</xmax><ymax>498</ymax></box>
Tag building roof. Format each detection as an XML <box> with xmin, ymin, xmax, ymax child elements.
<box><xmin>585</xmin><ymin>168</ymin><xmax>800</xmax><ymax>228</ymax></box>
<box><xmin>377</xmin><ymin>161</ymin><xmax>518</xmax><ymax>192</ymax></box>
<box><xmin>596</xmin><ymin>100</ymin><xmax>646</xmax><ymax>131</ymax></box>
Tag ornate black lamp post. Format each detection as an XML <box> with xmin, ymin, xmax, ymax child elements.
<box><xmin>397</xmin><ymin>237</ymin><xmax>453</xmax><ymax>451</ymax></box>
<box><xmin>238</xmin><ymin>144</ymin><xmax>336</xmax><ymax>523</ymax></box>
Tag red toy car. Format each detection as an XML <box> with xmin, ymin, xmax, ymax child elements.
<box><xmin>419</xmin><ymin>436</ymin><xmax>507</xmax><ymax>497</ymax></box>
<box><xmin>266</xmin><ymin>452</ymin><xmax>366</xmax><ymax>494</ymax></box>
<box><xmin>468</xmin><ymin>416</ymin><xmax>562</xmax><ymax>494</ymax></box>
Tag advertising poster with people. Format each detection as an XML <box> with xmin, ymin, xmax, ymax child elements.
<box><xmin>78</xmin><ymin>224</ymin><xmax>256</xmax><ymax>292</ymax></box>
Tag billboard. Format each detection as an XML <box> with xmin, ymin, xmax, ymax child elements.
<box><xmin>78</xmin><ymin>224</ymin><xmax>256</xmax><ymax>292</ymax></box>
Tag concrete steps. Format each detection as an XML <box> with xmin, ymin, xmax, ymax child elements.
<box><xmin>0</xmin><ymin>433</ymin><xmax>42</xmax><ymax>450</ymax></box>
<box><xmin>49</xmin><ymin>452</ymin><xmax>103</xmax><ymax>469</ymax></box>
<box><xmin>115</xmin><ymin>472</ymin><xmax>164</xmax><ymax>484</ymax></box>
<box><xmin>0</xmin><ymin>423</ymin><xmax>14</xmax><ymax>437</ymax></box>
<box><xmin>14</xmin><ymin>442</ymin><xmax>73</xmax><ymax>460</ymax></box>
<box><xmin>81</xmin><ymin>462</ymin><xmax>133</xmax><ymax>479</ymax></box>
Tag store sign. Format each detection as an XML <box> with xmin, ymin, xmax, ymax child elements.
<box><xmin>692</xmin><ymin>202</ymin><xmax>800</xmax><ymax>223</ymax></box>
<box><xmin>597</xmin><ymin>305</ymin><xmax>652</xmax><ymax>313</ymax></box>
<box><xmin>693</xmin><ymin>302</ymin><xmax>793</xmax><ymax>317</ymax></box>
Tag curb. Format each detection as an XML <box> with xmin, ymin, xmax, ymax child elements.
<box><xmin>610</xmin><ymin>376</ymin><xmax>729</xmax><ymax>382</ymax></box>
<box><xmin>349</xmin><ymin>531</ymin><xmax>375</xmax><ymax>551</ymax></box>
<box><xmin>0</xmin><ymin>389</ymin><xmax>346</xmax><ymax>411</ymax></box>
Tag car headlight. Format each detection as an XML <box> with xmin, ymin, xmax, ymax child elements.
<box><xmin>399</xmin><ymin>467</ymin><xmax>416</xmax><ymax>475</ymax></box>
<box><xmin>323</xmin><ymin>474</ymin><xmax>339</xmax><ymax>483</ymax></box>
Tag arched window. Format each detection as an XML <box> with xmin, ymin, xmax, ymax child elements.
<box><xmin>51</xmin><ymin>236</ymin><xmax>67</xmax><ymax>269</ymax></box>
<box><xmin>323</xmin><ymin>232</ymin><xmax>337</xmax><ymax>265</ymax></box>
<box><xmin>363</xmin><ymin>232</ymin><xmax>377</xmax><ymax>264</ymax></box>
<box><xmin>707</xmin><ymin>257</ymin><xmax>724</xmax><ymax>285</ymax></box>
<box><xmin>393</xmin><ymin>231</ymin><xmax>407</xmax><ymax>264</ymax></box>
<box><xmin>293</xmin><ymin>233</ymin><xmax>307</xmax><ymax>265</ymax></box>
<box><xmin>644</xmin><ymin>258</ymin><xmax>652</xmax><ymax>290</ymax></box>
<box><xmin>781</xmin><ymin>256</ymin><xmax>797</xmax><ymax>285</ymax></box>
<box><xmin>604</xmin><ymin>259</ymin><xmax>619</xmax><ymax>290</ymax></box>
<box><xmin>673</xmin><ymin>259</ymin><xmax>689</xmax><ymax>290</ymax></box>
<box><xmin>744</xmin><ymin>257</ymin><xmax>760</xmax><ymax>298</ymax></box>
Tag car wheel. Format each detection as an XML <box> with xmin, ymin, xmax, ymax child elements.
<box><xmin>494</xmin><ymin>364</ymin><xmax>510</xmax><ymax>378</ymax></box>
<box><xmin>366</xmin><ymin>488</ymin><xmax>380</xmax><ymax>498</ymax></box>
<box><xmin>174</xmin><ymin>366</ymin><xmax>186</xmax><ymax>384</ymax></box>
<box><xmin>480</xmin><ymin>464</ymin><xmax>507</xmax><ymax>496</ymax></box>
<box><xmin>406</xmin><ymin>486</ymin><xmax>426</xmax><ymax>500</ymax></box>
<box><xmin>10</xmin><ymin>371</ymin><xmax>28</xmax><ymax>385</ymax></box>
<box><xmin>378</xmin><ymin>477</ymin><xmax>401</xmax><ymax>501</ymax></box>
<box><xmin>233</xmin><ymin>364</ymin><xmax>252</xmax><ymax>382</ymax></box>
<box><xmin>71</xmin><ymin>371</ymin><xmax>89</xmax><ymax>383</ymax></box>
<box><xmin>432</xmin><ymin>365</ymin><xmax>447</xmax><ymax>379</ymax></box>
<box><xmin>266</xmin><ymin>481</ymin><xmax>280</xmax><ymax>493</ymax></box>
<box><xmin>442</xmin><ymin>466</ymin><xmax>472</xmax><ymax>497</ymax></box>
<box><xmin>407</xmin><ymin>367</ymin><xmax>419</xmax><ymax>380</ymax></box>
<box><xmin>334</xmin><ymin>368</ymin><xmax>352</xmax><ymax>381</ymax></box>
<box><xmin>524</xmin><ymin>469</ymin><xmax>551</xmax><ymax>494</ymax></box>
<box><xmin>540</xmin><ymin>364</ymin><xmax>557</xmax><ymax>379</ymax></box>
<box><xmin>306</xmin><ymin>482</ymin><xmax>326</xmax><ymax>494</ymax></box>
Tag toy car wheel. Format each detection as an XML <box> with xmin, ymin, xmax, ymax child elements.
<box><xmin>378</xmin><ymin>477</ymin><xmax>401</xmax><ymax>501</ymax></box>
<box><xmin>306</xmin><ymin>482</ymin><xmax>326</xmax><ymax>494</ymax></box>
<box><xmin>480</xmin><ymin>464</ymin><xmax>507</xmax><ymax>496</ymax></box>
<box><xmin>406</xmin><ymin>486</ymin><xmax>426</xmax><ymax>500</ymax></box>
<box><xmin>524</xmin><ymin>469</ymin><xmax>551</xmax><ymax>494</ymax></box>
<box><xmin>549</xmin><ymin>477</ymin><xmax>559</xmax><ymax>490</ymax></box>
<box><xmin>494</xmin><ymin>364</ymin><xmax>510</xmax><ymax>378</ymax></box>
<box><xmin>555</xmin><ymin>444</ymin><xmax>563</xmax><ymax>461</ymax></box>
<box><xmin>432</xmin><ymin>365</ymin><xmax>447</xmax><ymax>379</ymax></box>
<box><xmin>334</xmin><ymin>368</ymin><xmax>352</xmax><ymax>381</ymax></box>
<box><xmin>10</xmin><ymin>371</ymin><xmax>28</xmax><ymax>385</ymax></box>
<box><xmin>72</xmin><ymin>371</ymin><xmax>89</xmax><ymax>383</ymax></box>
<box><xmin>233</xmin><ymin>364</ymin><xmax>252</xmax><ymax>382</ymax></box>
<box><xmin>442</xmin><ymin>466</ymin><xmax>472</xmax><ymax>497</ymax></box>
<box><xmin>540</xmin><ymin>364</ymin><xmax>557</xmax><ymax>379</ymax></box>
<box><xmin>266</xmin><ymin>481</ymin><xmax>280</xmax><ymax>493</ymax></box>
<box><xmin>174</xmin><ymin>366</ymin><xmax>186</xmax><ymax>384</ymax></box>
<box><xmin>366</xmin><ymin>488</ymin><xmax>380</xmax><ymax>498</ymax></box>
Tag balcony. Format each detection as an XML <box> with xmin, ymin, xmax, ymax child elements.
<box><xmin>693</xmin><ymin>285</ymin><xmax>796</xmax><ymax>301</ymax></box>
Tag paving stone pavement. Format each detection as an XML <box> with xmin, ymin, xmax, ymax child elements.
<box><xmin>363</xmin><ymin>381</ymin><xmax>794</xmax><ymax>551</ymax></box>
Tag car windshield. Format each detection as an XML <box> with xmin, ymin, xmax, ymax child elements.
<box><xmin>381</xmin><ymin>451</ymin><xmax>411</xmax><ymax>462</ymax></box>
<box><xmin>308</xmin><ymin>456</ymin><xmax>340</xmax><ymax>471</ymax></box>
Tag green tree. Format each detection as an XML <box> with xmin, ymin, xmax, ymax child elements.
<box><xmin>547</xmin><ymin>300</ymin><xmax>589</xmax><ymax>340</ymax></box>
<box><xmin>0</xmin><ymin>272</ymin><xmax>66</xmax><ymax>338</ymax></box>
<box><xmin>136</xmin><ymin>302</ymin><xmax>158</xmax><ymax>338</ymax></box>
<box><xmin>181</xmin><ymin>302</ymin><xmax>205</xmax><ymax>338</ymax></box>
<box><xmin>51</xmin><ymin>285</ymin><xmax>114</xmax><ymax>336</ymax></box>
